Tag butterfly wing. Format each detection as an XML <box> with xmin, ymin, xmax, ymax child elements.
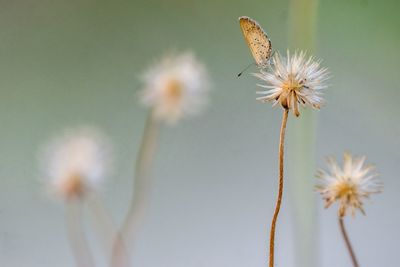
<box><xmin>239</xmin><ymin>16</ymin><xmax>272</xmax><ymax>68</ymax></box>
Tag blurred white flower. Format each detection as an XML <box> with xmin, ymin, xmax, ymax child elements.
<box><xmin>315</xmin><ymin>152</ymin><xmax>383</xmax><ymax>217</ymax></box>
<box><xmin>254</xmin><ymin>51</ymin><xmax>329</xmax><ymax>117</ymax></box>
<box><xmin>140</xmin><ymin>52</ymin><xmax>210</xmax><ymax>124</ymax></box>
<box><xmin>39</xmin><ymin>127</ymin><xmax>112</xmax><ymax>199</ymax></box>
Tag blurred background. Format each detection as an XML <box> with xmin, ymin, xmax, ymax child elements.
<box><xmin>0</xmin><ymin>0</ymin><xmax>399</xmax><ymax>266</ymax></box>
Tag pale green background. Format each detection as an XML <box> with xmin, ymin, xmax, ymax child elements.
<box><xmin>0</xmin><ymin>0</ymin><xmax>398</xmax><ymax>266</ymax></box>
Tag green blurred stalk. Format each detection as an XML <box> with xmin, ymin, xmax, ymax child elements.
<box><xmin>288</xmin><ymin>0</ymin><xmax>318</xmax><ymax>49</ymax></box>
<box><xmin>287</xmin><ymin>0</ymin><xmax>319</xmax><ymax>266</ymax></box>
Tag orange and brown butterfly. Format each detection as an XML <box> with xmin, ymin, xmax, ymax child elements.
<box><xmin>239</xmin><ymin>16</ymin><xmax>272</xmax><ymax>69</ymax></box>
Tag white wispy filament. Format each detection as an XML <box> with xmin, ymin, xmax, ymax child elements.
<box><xmin>254</xmin><ymin>51</ymin><xmax>329</xmax><ymax>116</ymax></box>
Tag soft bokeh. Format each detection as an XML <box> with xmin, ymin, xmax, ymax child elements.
<box><xmin>0</xmin><ymin>0</ymin><xmax>398</xmax><ymax>266</ymax></box>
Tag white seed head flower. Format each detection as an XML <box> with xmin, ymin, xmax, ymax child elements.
<box><xmin>315</xmin><ymin>152</ymin><xmax>382</xmax><ymax>217</ymax></box>
<box><xmin>140</xmin><ymin>52</ymin><xmax>210</xmax><ymax>124</ymax></box>
<box><xmin>254</xmin><ymin>50</ymin><xmax>329</xmax><ymax>117</ymax></box>
<box><xmin>39</xmin><ymin>127</ymin><xmax>112</xmax><ymax>200</ymax></box>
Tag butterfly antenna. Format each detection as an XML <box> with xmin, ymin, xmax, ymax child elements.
<box><xmin>237</xmin><ymin>63</ymin><xmax>255</xmax><ymax>77</ymax></box>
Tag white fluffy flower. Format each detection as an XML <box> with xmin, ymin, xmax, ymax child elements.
<box><xmin>254</xmin><ymin>51</ymin><xmax>329</xmax><ymax>117</ymax></box>
<box><xmin>39</xmin><ymin>127</ymin><xmax>112</xmax><ymax>199</ymax></box>
<box><xmin>140</xmin><ymin>52</ymin><xmax>210</xmax><ymax>124</ymax></box>
<box><xmin>315</xmin><ymin>152</ymin><xmax>383</xmax><ymax>217</ymax></box>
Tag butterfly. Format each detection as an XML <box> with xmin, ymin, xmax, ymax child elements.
<box><xmin>239</xmin><ymin>16</ymin><xmax>272</xmax><ymax>69</ymax></box>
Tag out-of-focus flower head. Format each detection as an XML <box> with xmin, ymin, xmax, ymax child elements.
<box><xmin>39</xmin><ymin>127</ymin><xmax>112</xmax><ymax>200</ymax></box>
<box><xmin>315</xmin><ymin>152</ymin><xmax>382</xmax><ymax>217</ymax></box>
<box><xmin>140</xmin><ymin>52</ymin><xmax>210</xmax><ymax>124</ymax></box>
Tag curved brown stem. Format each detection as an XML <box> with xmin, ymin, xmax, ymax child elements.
<box><xmin>339</xmin><ymin>217</ymin><xmax>360</xmax><ymax>267</ymax></box>
<box><xmin>269</xmin><ymin>108</ymin><xmax>289</xmax><ymax>267</ymax></box>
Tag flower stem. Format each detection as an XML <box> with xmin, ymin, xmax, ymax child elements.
<box><xmin>65</xmin><ymin>199</ymin><xmax>95</xmax><ymax>267</ymax></box>
<box><xmin>269</xmin><ymin>108</ymin><xmax>289</xmax><ymax>267</ymax></box>
<box><xmin>111</xmin><ymin>111</ymin><xmax>160</xmax><ymax>267</ymax></box>
<box><xmin>339</xmin><ymin>217</ymin><xmax>360</xmax><ymax>267</ymax></box>
<box><xmin>87</xmin><ymin>192</ymin><xmax>127</xmax><ymax>266</ymax></box>
<box><xmin>287</xmin><ymin>0</ymin><xmax>320</xmax><ymax>264</ymax></box>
